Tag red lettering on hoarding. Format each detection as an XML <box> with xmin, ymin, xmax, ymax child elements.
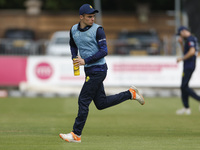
<box><xmin>60</xmin><ymin>76</ymin><xmax>85</xmax><ymax>80</ymax></box>
<box><xmin>113</xmin><ymin>63</ymin><xmax>178</xmax><ymax>72</ymax></box>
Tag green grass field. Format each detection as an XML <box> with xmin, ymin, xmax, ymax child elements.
<box><xmin>0</xmin><ymin>96</ymin><xmax>200</xmax><ymax>150</ymax></box>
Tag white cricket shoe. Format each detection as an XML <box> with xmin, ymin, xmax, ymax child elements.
<box><xmin>176</xmin><ymin>108</ymin><xmax>191</xmax><ymax>115</ymax></box>
<box><xmin>59</xmin><ymin>132</ymin><xmax>81</xmax><ymax>143</ymax></box>
<box><xmin>129</xmin><ymin>86</ymin><xmax>145</xmax><ymax>105</ymax></box>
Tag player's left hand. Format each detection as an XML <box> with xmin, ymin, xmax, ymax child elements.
<box><xmin>177</xmin><ymin>57</ymin><xmax>183</xmax><ymax>63</ymax></box>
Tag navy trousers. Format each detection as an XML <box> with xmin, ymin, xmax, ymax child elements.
<box><xmin>181</xmin><ymin>68</ymin><xmax>200</xmax><ymax>108</ymax></box>
<box><xmin>72</xmin><ymin>71</ymin><xmax>131</xmax><ymax>135</ymax></box>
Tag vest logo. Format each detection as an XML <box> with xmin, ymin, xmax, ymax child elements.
<box><xmin>86</xmin><ymin>76</ymin><xmax>90</xmax><ymax>82</ymax></box>
<box><xmin>35</xmin><ymin>62</ymin><xmax>53</xmax><ymax>80</ymax></box>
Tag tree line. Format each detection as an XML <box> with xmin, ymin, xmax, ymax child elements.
<box><xmin>0</xmin><ymin>0</ymin><xmax>174</xmax><ymax>11</ymax></box>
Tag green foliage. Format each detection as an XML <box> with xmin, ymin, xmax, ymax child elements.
<box><xmin>0</xmin><ymin>0</ymin><xmax>26</xmax><ymax>9</ymax></box>
<box><xmin>42</xmin><ymin>0</ymin><xmax>98</xmax><ymax>11</ymax></box>
<box><xmin>0</xmin><ymin>0</ymin><xmax>6</xmax><ymax>5</ymax></box>
<box><xmin>43</xmin><ymin>0</ymin><xmax>59</xmax><ymax>10</ymax></box>
<box><xmin>0</xmin><ymin>0</ymin><xmax>175</xmax><ymax>11</ymax></box>
<box><xmin>0</xmin><ymin>97</ymin><xmax>200</xmax><ymax>150</ymax></box>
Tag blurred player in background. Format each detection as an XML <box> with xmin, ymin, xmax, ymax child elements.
<box><xmin>59</xmin><ymin>4</ymin><xmax>145</xmax><ymax>143</ymax></box>
<box><xmin>176</xmin><ymin>26</ymin><xmax>200</xmax><ymax>115</ymax></box>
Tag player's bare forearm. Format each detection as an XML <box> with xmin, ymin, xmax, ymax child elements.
<box><xmin>177</xmin><ymin>47</ymin><xmax>195</xmax><ymax>63</ymax></box>
<box><xmin>184</xmin><ymin>47</ymin><xmax>195</xmax><ymax>59</ymax></box>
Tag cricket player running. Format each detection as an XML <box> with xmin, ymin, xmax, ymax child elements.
<box><xmin>59</xmin><ymin>4</ymin><xmax>145</xmax><ymax>143</ymax></box>
<box><xmin>176</xmin><ymin>26</ymin><xmax>200</xmax><ymax>115</ymax></box>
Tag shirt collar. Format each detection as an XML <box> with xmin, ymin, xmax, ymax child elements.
<box><xmin>78</xmin><ymin>23</ymin><xmax>92</xmax><ymax>31</ymax></box>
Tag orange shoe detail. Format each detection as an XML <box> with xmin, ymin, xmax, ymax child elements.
<box><xmin>59</xmin><ymin>134</ymin><xmax>69</xmax><ymax>142</ymax></box>
<box><xmin>129</xmin><ymin>88</ymin><xmax>136</xmax><ymax>99</ymax></box>
<box><xmin>71</xmin><ymin>132</ymin><xmax>81</xmax><ymax>142</ymax></box>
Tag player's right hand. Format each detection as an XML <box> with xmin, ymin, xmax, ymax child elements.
<box><xmin>178</xmin><ymin>37</ymin><xmax>183</xmax><ymax>44</ymax></box>
<box><xmin>73</xmin><ymin>56</ymin><xmax>85</xmax><ymax>66</ymax></box>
